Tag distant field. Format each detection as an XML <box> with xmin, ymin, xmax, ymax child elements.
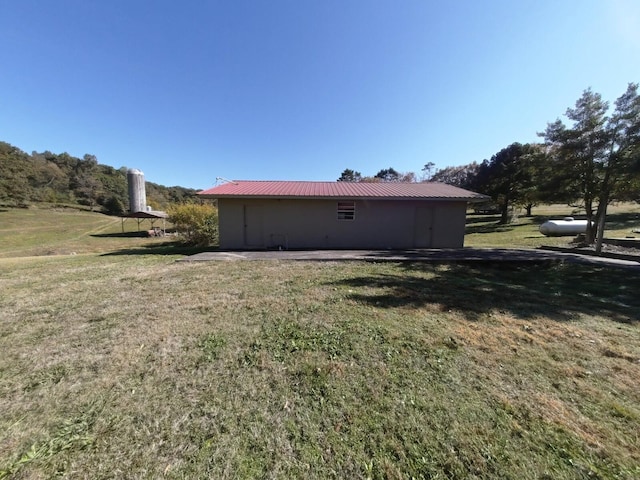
<box><xmin>0</xmin><ymin>204</ymin><xmax>639</xmax><ymax>479</ymax></box>
<box><xmin>0</xmin><ymin>205</ymin><xmax>173</xmax><ymax>258</ymax></box>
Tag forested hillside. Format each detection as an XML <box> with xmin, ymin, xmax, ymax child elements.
<box><xmin>0</xmin><ymin>141</ymin><xmax>198</xmax><ymax>214</ymax></box>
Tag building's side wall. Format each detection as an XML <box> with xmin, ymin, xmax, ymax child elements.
<box><xmin>217</xmin><ymin>199</ymin><xmax>246</xmax><ymax>249</ymax></box>
<box><xmin>431</xmin><ymin>202</ymin><xmax>467</xmax><ymax>248</ymax></box>
<box><xmin>217</xmin><ymin>198</ymin><xmax>467</xmax><ymax>249</ymax></box>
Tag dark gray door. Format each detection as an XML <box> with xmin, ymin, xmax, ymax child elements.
<box><xmin>243</xmin><ymin>205</ymin><xmax>264</xmax><ymax>247</ymax></box>
<box><xmin>413</xmin><ymin>206</ymin><xmax>433</xmax><ymax>247</ymax></box>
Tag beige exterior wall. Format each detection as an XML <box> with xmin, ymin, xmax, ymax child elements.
<box><xmin>217</xmin><ymin>198</ymin><xmax>468</xmax><ymax>249</ymax></box>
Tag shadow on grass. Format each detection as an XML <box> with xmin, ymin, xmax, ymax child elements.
<box><xmin>91</xmin><ymin>232</ymin><xmax>153</xmax><ymax>238</ymax></box>
<box><xmin>327</xmin><ymin>262</ymin><xmax>640</xmax><ymax>323</ymax></box>
<box><xmin>465</xmin><ymin>214</ymin><xmax>502</xmax><ymax>225</ymax></box>
<box><xmin>465</xmin><ymin>221</ymin><xmax>516</xmax><ymax>235</ymax></box>
<box><xmin>101</xmin><ymin>241</ymin><xmax>213</xmax><ymax>256</ymax></box>
<box><xmin>604</xmin><ymin>212</ymin><xmax>640</xmax><ymax>230</ymax></box>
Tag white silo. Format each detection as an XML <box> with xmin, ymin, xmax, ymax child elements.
<box><xmin>127</xmin><ymin>168</ymin><xmax>147</xmax><ymax>213</ymax></box>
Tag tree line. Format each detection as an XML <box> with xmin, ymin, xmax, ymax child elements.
<box><xmin>0</xmin><ymin>142</ymin><xmax>198</xmax><ymax>214</ymax></box>
<box><xmin>338</xmin><ymin>83</ymin><xmax>640</xmax><ymax>247</ymax></box>
<box><xmin>337</xmin><ymin>167</ymin><xmax>420</xmax><ymax>183</ymax></box>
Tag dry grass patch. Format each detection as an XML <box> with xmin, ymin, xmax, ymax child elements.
<box><xmin>1</xmin><ymin>256</ymin><xmax>639</xmax><ymax>479</ymax></box>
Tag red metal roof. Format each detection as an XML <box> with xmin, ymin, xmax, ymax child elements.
<box><xmin>199</xmin><ymin>181</ymin><xmax>487</xmax><ymax>201</ymax></box>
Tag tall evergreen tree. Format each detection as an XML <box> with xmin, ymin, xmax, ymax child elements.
<box><xmin>374</xmin><ymin>167</ymin><xmax>401</xmax><ymax>182</ymax></box>
<box><xmin>541</xmin><ymin>84</ymin><xmax>640</xmax><ymax>247</ymax></box>
<box><xmin>337</xmin><ymin>168</ymin><xmax>362</xmax><ymax>182</ymax></box>
<box><xmin>474</xmin><ymin>143</ymin><xmax>542</xmax><ymax>223</ymax></box>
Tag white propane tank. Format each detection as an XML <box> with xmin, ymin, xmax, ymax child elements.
<box><xmin>539</xmin><ymin>217</ymin><xmax>590</xmax><ymax>236</ymax></box>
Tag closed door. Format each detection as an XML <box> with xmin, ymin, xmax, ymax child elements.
<box><xmin>414</xmin><ymin>206</ymin><xmax>433</xmax><ymax>248</ymax></box>
<box><xmin>243</xmin><ymin>205</ymin><xmax>264</xmax><ymax>247</ymax></box>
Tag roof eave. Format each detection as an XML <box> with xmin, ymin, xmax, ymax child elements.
<box><xmin>199</xmin><ymin>193</ymin><xmax>488</xmax><ymax>202</ymax></box>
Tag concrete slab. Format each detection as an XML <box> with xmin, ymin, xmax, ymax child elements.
<box><xmin>180</xmin><ymin>248</ymin><xmax>640</xmax><ymax>268</ymax></box>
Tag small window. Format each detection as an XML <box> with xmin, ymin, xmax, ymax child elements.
<box><xmin>337</xmin><ymin>201</ymin><xmax>355</xmax><ymax>220</ymax></box>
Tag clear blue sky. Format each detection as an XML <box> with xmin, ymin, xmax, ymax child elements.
<box><xmin>1</xmin><ymin>0</ymin><xmax>639</xmax><ymax>189</ymax></box>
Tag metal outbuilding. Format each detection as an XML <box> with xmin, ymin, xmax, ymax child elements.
<box><xmin>199</xmin><ymin>181</ymin><xmax>488</xmax><ymax>250</ymax></box>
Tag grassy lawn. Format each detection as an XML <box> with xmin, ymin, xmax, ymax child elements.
<box><xmin>0</xmin><ymin>205</ymin><xmax>639</xmax><ymax>479</ymax></box>
<box><xmin>465</xmin><ymin>203</ymin><xmax>640</xmax><ymax>248</ymax></box>
<box><xmin>0</xmin><ymin>205</ymin><xmax>174</xmax><ymax>258</ymax></box>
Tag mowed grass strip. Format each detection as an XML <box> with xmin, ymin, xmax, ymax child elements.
<box><xmin>1</xmin><ymin>256</ymin><xmax>639</xmax><ymax>479</ymax></box>
<box><xmin>0</xmin><ymin>206</ymin><xmax>173</xmax><ymax>258</ymax></box>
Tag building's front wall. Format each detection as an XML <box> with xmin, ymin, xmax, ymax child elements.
<box><xmin>218</xmin><ymin>198</ymin><xmax>468</xmax><ymax>249</ymax></box>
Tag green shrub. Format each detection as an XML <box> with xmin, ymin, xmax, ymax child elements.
<box><xmin>102</xmin><ymin>196</ymin><xmax>125</xmax><ymax>216</ymax></box>
<box><xmin>167</xmin><ymin>202</ymin><xmax>218</xmax><ymax>246</ymax></box>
